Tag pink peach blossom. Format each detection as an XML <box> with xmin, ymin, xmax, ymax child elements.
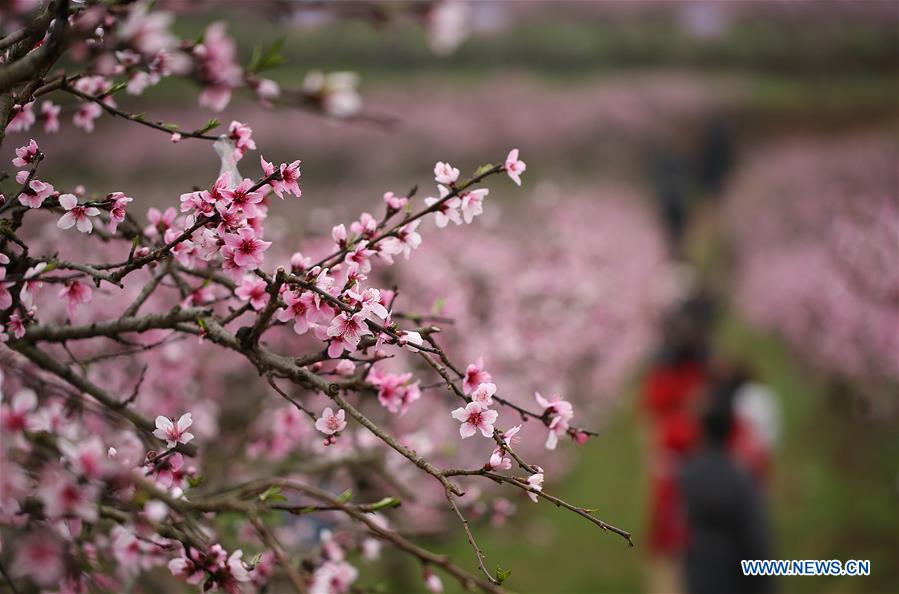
<box><xmin>470</xmin><ymin>382</ymin><xmax>496</xmax><ymax>407</ymax></box>
<box><xmin>314</xmin><ymin>407</ymin><xmax>347</xmax><ymax>435</ymax></box>
<box><xmin>526</xmin><ymin>472</ymin><xmax>544</xmax><ymax>503</ymax></box>
<box><xmin>371</xmin><ymin>371</ymin><xmax>421</xmax><ymax>416</ymax></box>
<box><xmin>327</xmin><ymin>312</ymin><xmax>372</xmax><ymax>356</ymax></box>
<box><xmin>535</xmin><ymin>392</ymin><xmax>574</xmax><ymax>450</ymax></box>
<box><xmin>487</xmin><ymin>448</ymin><xmax>511</xmax><ymax>471</ymax></box>
<box><xmin>19</xmin><ymin>262</ymin><xmax>46</xmax><ymax>307</ymax></box>
<box><xmin>153</xmin><ymin>413</ymin><xmax>194</xmax><ymax>448</ymax></box>
<box><xmin>350</xmin><ymin>212</ymin><xmax>378</xmax><ymax>238</ymax></box>
<box><xmin>221</xmin><ymin>178</ymin><xmax>265</xmax><ymax>218</ymax></box>
<box><xmin>40</xmin><ymin>101</ymin><xmax>60</xmax><ymax>133</ymax></box>
<box><xmin>59</xmin><ymin>436</ymin><xmax>109</xmax><ymax>480</ymax></box>
<box><xmin>6</xmin><ymin>313</ymin><xmax>26</xmax><ymax>339</ymax></box>
<box><xmin>12</xmin><ymin>531</ymin><xmax>63</xmax><ymax>587</ymax></box>
<box><xmin>424</xmin><ymin>569</ymin><xmax>444</xmax><ymax>593</ymax></box>
<box><xmin>228</xmin><ymin>121</ymin><xmax>256</xmax><ymax>160</ymax></box>
<box><xmin>383</xmin><ymin>191</ymin><xmax>408</xmax><ymax>210</ymax></box>
<box><xmin>309</xmin><ymin>560</ymin><xmax>357</xmax><ymax>594</ymax></box>
<box><xmin>504</xmin><ymin>148</ymin><xmax>526</xmax><ymax>186</ymax></box>
<box><xmin>463</xmin><ymin>358</ymin><xmax>492</xmax><ymax>394</ymax></box>
<box><xmin>58</xmin><ymin>280</ymin><xmax>93</xmax><ymax>318</ymax></box>
<box><xmin>425</xmin><ymin>185</ymin><xmax>462</xmax><ymax>228</ymax></box>
<box><xmin>73</xmin><ymin>101</ymin><xmax>103</xmax><ymax>132</ymax></box>
<box><xmin>1</xmin><ymin>389</ymin><xmax>37</xmax><ymax>432</ymax></box>
<box><xmin>18</xmin><ymin>179</ymin><xmax>55</xmax><ymax>208</ymax></box>
<box><xmin>107</xmin><ymin>192</ymin><xmax>133</xmax><ymax>233</ymax></box>
<box><xmin>6</xmin><ymin>102</ymin><xmax>35</xmax><ymax>132</ymax></box>
<box><xmin>57</xmin><ymin>193</ymin><xmax>101</xmax><ymax>233</ymax></box>
<box><xmin>347</xmin><ymin>287</ymin><xmax>389</xmax><ymax>320</ymax></box>
<box><xmin>144</xmin><ymin>206</ymin><xmax>176</xmax><ymax>238</ymax></box>
<box><xmin>221</xmin><ymin>227</ymin><xmax>271</xmax><ymax>268</ymax></box>
<box><xmin>459</xmin><ymin>188</ymin><xmax>488</xmax><ymax>223</ymax></box>
<box><xmin>235</xmin><ymin>275</ymin><xmax>270</xmax><ymax>310</ymax></box>
<box><xmin>380</xmin><ymin>220</ymin><xmax>422</xmax><ymax>261</ymax></box>
<box><xmin>261</xmin><ymin>157</ymin><xmax>302</xmax><ymax>199</ymax></box>
<box><xmin>451</xmin><ymin>401</ymin><xmax>498</xmax><ymax>438</ymax></box>
<box><xmin>37</xmin><ymin>468</ymin><xmax>99</xmax><ymax>521</ymax></box>
<box><xmin>12</xmin><ymin>139</ymin><xmax>39</xmax><ymax>168</ymax></box>
<box><xmin>344</xmin><ymin>241</ymin><xmax>376</xmax><ymax>274</ymax></box>
<box><xmin>277</xmin><ymin>289</ymin><xmax>317</xmax><ymax>335</ymax></box>
<box><xmin>434</xmin><ymin>161</ymin><xmax>459</xmax><ymax>185</ymax></box>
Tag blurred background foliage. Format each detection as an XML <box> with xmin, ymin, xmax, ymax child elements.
<box><xmin>34</xmin><ymin>1</ymin><xmax>898</xmax><ymax>592</ymax></box>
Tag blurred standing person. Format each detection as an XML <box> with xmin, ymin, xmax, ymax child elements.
<box><xmin>641</xmin><ymin>295</ymin><xmax>714</xmax><ymax>593</ymax></box>
<box><xmin>649</xmin><ymin>145</ymin><xmax>690</xmax><ymax>259</ymax></box>
<box><xmin>679</xmin><ymin>370</ymin><xmax>775</xmax><ymax>594</ymax></box>
<box><xmin>694</xmin><ymin>112</ymin><xmax>735</xmax><ymax>202</ymax></box>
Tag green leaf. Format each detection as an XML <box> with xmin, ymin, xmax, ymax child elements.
<box><xmin>248</xmin><ymin>38</ymin><xmax>285</xmax><ymax>73</ymax></box>
<box><xmin>187</xmin><ymin>475</ymin><xmax>203</xmax><ymax>488</ymax></box>
<box><xmin>496</xmin><ymin>566</ymin><xmax>512</xmax><ymax>584</ymax></box>
<box><xmin>133</xmin><ymin>490</ymin><xmax>149</xmax><ymax>506</ymax></box>
<box><xmin>370</xmin><ymin>496</ymin><xmax>401</xmax><ymax>511</ymax></box>
<box><xmin>258</xmin><ymin>486</ymin><xmax>282</xmax><ymax>502</ymax></box>
<box><xmin>336</xmin><ymin>488</ymin><xmax>353</xmax><ymax>503</ymax></box>
<box><xmin>196</xmin><ymin>118</ymin><xmax>220</xmax><ymax>135</ymax></box>
<box><xmin>431</xmin><ymin>297</ymin><xmax>445</xmax><ymax>315</ymax></box>
<box><xmin>475</xmin><ymin>163</ymin><xmax>495</xmax><ymax>177</ymax></box>
<box><xmin>106</xmin><ymin>81</ymin><xmax>128</xmax><ymax>96</ymax></box>
<box><xmin>162</xmin><ymin>122</ymin><xmax>179</xmax><ymax>131</ymax></box>
<box><xmin>248</xmin><ymin>46</ymin><xmax>262</xmax><ymax>73</ymax></box>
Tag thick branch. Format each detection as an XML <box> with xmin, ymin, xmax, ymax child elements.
<box><xmin>0</xmin><ymin>0</ymin><xmax>69</xmax><ymax>94</ymax></box>
<box><xmin>21</xmin><ymin>307</ymin><xmax>211</xmax><ymax>342</ymax></box>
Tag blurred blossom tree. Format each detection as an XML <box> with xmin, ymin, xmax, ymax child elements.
<box><xmin>727</xmin><ymin>136</ymin><xmax>898</xmax><ymax>418</ymax></box>
<box><xmin>394</xmin><ymin>189</ymin><xmax>679</xmax><ymax>430</ymax></box>
<box><xmin>0</xmin><ymin>2</ymin><xmax>647</xmax><ymax>593</ymax></box>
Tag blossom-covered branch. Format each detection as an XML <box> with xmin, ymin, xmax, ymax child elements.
<box><xmin>0</xmin><ymin>3</ymin><xmax>635</xmax><ymax>593</ymax></box>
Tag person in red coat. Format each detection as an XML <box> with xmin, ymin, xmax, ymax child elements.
<box><xmin>642</xmin><ymin>302</ymin><xmax>711</xmax><ymax>593</ymax></box>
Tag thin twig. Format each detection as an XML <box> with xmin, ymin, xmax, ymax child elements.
<box><xmin>446</xmin><ymin>490</ymin><xmax>501</xmax><ymax>585</ymax></box>
<box><xmin>249</xmin><ymin>515</ymin><xmax>308</xmax><ymax>594</ymax></box>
